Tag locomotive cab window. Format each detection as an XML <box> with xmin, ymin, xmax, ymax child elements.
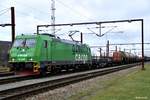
<box><xmin>13</xmin><ymin>38</ymin><xmax>36</xmax><ymax>47</ymax></box>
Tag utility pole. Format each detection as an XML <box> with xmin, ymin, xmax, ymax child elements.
<box><xmin>80</xmin><ymin>32</ymin><xmax>83</xmax><ymax>44</ymax></box>
<box><xmin>51</xmin><ymin>0</ymin><xmax>55</xmax><ymax>36</ymax></box>
<box><xmin>141</xmin><ymin>19</ymin><xmax>145</xmax><ymax>70</ymax></box>
<box><xmin>11</xmin><ymin>7</ymin><xmax>15</xmax><ymax>43</ymax></box>
<box><xmin>106</xmin><ymin>40</ymin><xmax>109</xmax><ymax>57</ymax></box>
<box><xmin>115</xmin><ymin>46</ymin><xmax>117</xmax><ymax>51</ymax></box>
<box><xmin>99</xmin><ymin>48</ymin><xmax>102</xmax><ymax>58</ymax></box>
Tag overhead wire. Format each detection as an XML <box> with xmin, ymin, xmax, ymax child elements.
<box><xmin>55</xmin><ymin>0</ymin><xmax>94</xmax><ymax>21</ymax></box>
<box><xmin>0</xmin><ymin>7</ymin><xmax>10</xmax><ymax>13</ymax></box>
<box><xmin>15</xmin><ymin>1</ymin><xmax>50</xmax><ymax>16</ymax></box>
<box><xmin>0</xmin><ymin>2</ymin><xmax>48</xmax><ymax>24</ymax></box>
<box><xmin>0</xmin><ymin>0</ymin><xmax>50</xmax><ymax>22</ymax></box>
<box><xmin>0</xmin><ymin>7</ymin><xmax>10</xmax><ymax>17</ymax></box>
<box><xmin>50</xmin><ymin>0</ymin><xmax>97</xmax><ymax>38</ymax></box>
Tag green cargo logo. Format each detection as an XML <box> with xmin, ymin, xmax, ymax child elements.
<box><xmin>75</xmin><ymin>54</ymin><xmax>88</xmax><ymax>61</ymax></box>
<box><xmin>17</xmin><ymin>54</ymin><xmax>28</xmax><ymax>57</ymax></box>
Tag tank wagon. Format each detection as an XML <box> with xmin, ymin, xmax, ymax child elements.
<box><xmin>112</xmin><ymin>51</ymin><xmax>140</xmax><ymax>64</ymax></box>
<box><xmin>9</xmin><ymin>34</ymin><xmax>92</xmax><ymax>75</ymax></box>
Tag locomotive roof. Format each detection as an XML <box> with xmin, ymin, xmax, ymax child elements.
<box><xmin>15</xmin><ymin>34</ymin><xmax>89</xmax><ymax>47</ymax></box>
<box><xmin>60</xmin><ymin>39</ymin><xmax>81</xmax><ymax>45</ymax></box>
<box><xmin>40</xmin><ymin>33</ymin><xmax>83</xmax><ymax>46</ymax></box>
<box><xmin>53</xmin><ymin>36</ymin><xmax>88</xmax><ymax>47</ymax></box>
<box><xmin>15</xmin><ymin>34</ymin><xmax>37</xmax><ymax>38</ymax></box>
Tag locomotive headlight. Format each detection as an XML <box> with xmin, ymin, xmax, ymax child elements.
<box><xmin>12</xmin><ymin>58</ymin><xmax>15</xmax><ymax>61</ymax></box>
<box><xmin>29</xmin><ymin>58</ymin><xmax>33</xmax><ymax>61</ymax></box>
<box><xmin>22</xmin><ymin>49</ymin><xmax>25</xmax><ymax>52</ymax></box>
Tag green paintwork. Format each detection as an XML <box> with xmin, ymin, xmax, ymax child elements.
<box><xmin>9</xmin><ymin>34</ymin><xmax>92</xmax><ymax>65</ymax></box>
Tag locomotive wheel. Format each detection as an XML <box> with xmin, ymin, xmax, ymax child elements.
<box><xmin>47</xmin><ymin>66</ymin><xmax>52</xmax><ymax>72</ymax></box>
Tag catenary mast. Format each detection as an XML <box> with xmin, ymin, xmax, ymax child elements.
<box><xmin>51</xmin><ymin>0</ymin><xmax>55</xmax><ymax>36</ymax></box>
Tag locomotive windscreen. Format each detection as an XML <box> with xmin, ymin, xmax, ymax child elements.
<box><xmin>13</xmin><ymin>38</ymin><xmax>36</xmax><ymax>48</ymax></box>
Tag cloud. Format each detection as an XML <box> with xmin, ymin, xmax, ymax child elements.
<box><xmin>0</xmin><ymin>0</ymin><xmax>149</xmax><ymax>56</ymax></box>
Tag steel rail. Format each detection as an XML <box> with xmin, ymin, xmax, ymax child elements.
<box><xmin>0</xmin><ymin>72</ymin><xmax>14</xmax><ymax>77</ymax></box>
<box><xmin>0</xmin><ymin>63</ymin><xmax>140</xmax><ymax>100</ymax></box>
<box><xmin>0</xmin><ymin>75</ymin><xmax>39</xmax><ymax>85</ymax></box>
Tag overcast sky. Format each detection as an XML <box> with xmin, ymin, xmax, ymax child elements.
<box><xmin>0</xmin><ymin>0</ymin><xmax>150</xmax><ymax>56</ymax></box>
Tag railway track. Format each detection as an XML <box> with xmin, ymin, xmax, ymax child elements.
<box><xmin>0</xmin><ymin>63</ymin><xmax>140</xmax><ymax>100</ymax></box>
<box><xmin>0</xmin><ymin>72</ymin><xmax>14</xmax><ymax>77</ymax></box>
<box><xmin>0</xmin><ymin>74</ymin><xmax>41</xmax><ymax>85</ymax></box>
<box><xmin>0</xmin><ymin>64</ymin><xmax>130</xmax><ymax>85</ymax></box>
<box><xmin>0</xmin><ymin>69</ymin><xmax>87</xmax><ymax>85</ymax></box>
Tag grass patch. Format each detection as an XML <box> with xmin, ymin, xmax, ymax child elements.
<box><xmin>69</xmin><ymin>64</ymin><xmax>150</xmax><ymax>100</ymax></box>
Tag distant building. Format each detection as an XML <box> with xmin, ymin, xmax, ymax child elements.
<box><xmin>0</xmin><ymin>41</ymin><xmax>11</xmax><ymax>66</ymax></box>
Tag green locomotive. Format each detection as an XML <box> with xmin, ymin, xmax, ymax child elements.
<box><xmin>9</xmin><ymin>34</ymin><xmax>92</xmax><ymax>74</ymax></box>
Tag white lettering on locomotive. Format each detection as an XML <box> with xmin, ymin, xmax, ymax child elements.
<box><xmin>75</xmin><ymin>54</ymin><xmax>88</xmax><ymax>62</ymax></box>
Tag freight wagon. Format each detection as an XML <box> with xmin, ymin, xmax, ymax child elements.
<box><xmin>112</xmin><ymin>51</ymin><xmax>140</xmax><ymax>64</ymax></box>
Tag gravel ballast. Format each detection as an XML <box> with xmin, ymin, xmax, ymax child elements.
<box><xmin>25</xmin><ymin>66</ymin><xmax>140</xmax><ymax>100</ymax></box>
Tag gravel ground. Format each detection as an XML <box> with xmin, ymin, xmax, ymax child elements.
<box><xmin>25</xmin><ymin>65</ymin><xmax>140</xmax><ymax>100</ymax></box>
